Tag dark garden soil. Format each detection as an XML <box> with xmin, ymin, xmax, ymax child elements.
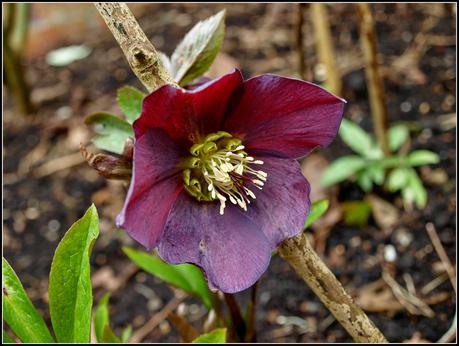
<box><xmin>3</xmin><ymin>3</ymin><xmax>456</xmax><ymax>343</ymax></box>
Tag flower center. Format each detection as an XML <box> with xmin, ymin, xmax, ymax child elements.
<box><xmin>181</xmin><ymin>131</ymin><xmax>267</xmax><ymax>215</ymax></box>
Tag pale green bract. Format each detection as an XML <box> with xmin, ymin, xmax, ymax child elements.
<box><xmin>171</xmin><ymin>10</ymin><xmax>226</xmax><ymax>86</ymax></box>
<box><xmin>85</xmin><ymin>112</ymin><xmax>133</xmax><ymax>155</ymax></box>
<box><xmin>116</xmin><ymin>86</ymin><xmax>146</xmax><ymax>124</ymax></box>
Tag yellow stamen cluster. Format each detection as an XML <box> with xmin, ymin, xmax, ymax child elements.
<box><xmin>182</xmin><ymin>131</ymin><xmax>268</xmax><ymax>215</ymax></box>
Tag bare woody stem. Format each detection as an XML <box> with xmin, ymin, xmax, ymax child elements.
<box><xmin>310</xmin><ymin>3</ymin><xmax>341</xmax><ymax>96</ymax></box>
<box><xmin>294</xmin><ymin>3</ymin><xmax>310</xmax><ymax>80</ymax></box>
<box><xmin>95</xmin><ymin>3</ymin><xmax>387</xmax><ymax>343</ymax></box>
<box><xmin>94</xmin><ymin>2</ymin><xmax>177</xmax><ymax>92</ymax></box>
<box><xmin>279</xmin><ymin>233</ymin><xmax>387</xmax><ymax>343</ymax></box>
<box><xmin>357</xmin><ymin>3</ymin><xmax>391</xmax><ymax>156</ymax></box>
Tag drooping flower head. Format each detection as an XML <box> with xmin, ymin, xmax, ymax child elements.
<box><xmin>117</xmin><ymin>69</ymin><xmax>345</xmax><ymax>293</ymax></box>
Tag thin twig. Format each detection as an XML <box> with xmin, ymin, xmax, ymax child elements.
<box><xmin>279</xmin><ymin>233</ymin><xmax>387</xmax><ymax>342</ymax></box>
<box><xmin>310</xmin><ymin>3</ymin><xmax>341</xmax><ymax>95</ymax></box>
<box><xmin>94</xmin><ymin>3</ymin><xmax>176</xmax><ymax>92</ymax></box>
<box><xmin>382</xmin><ymin>270</ymin><xmax>434</xmax><ymax>318</ymax></box>
<box><xmin>356</xmin><ymin>3</ymin><xmax>390</xmax><ymax>156</ymax></box>
<box><xmin>33</xmin><ymin>152</ymin><xmax>86</xmax><ymax>178</ymax></box>
<box><xmin>438</xmin><ymin>312</ymin><xmax>457</xmax><ymax>343</ymax></box>
<box><xmin>420</xmin><ymin>273</ymin><xmax>449</xmax><ymax>296</ymax></box>
<box><xmin>425</xmin><ymin>222</ymin><xmax>456</xmax><ymax>293</ymax></box>
<box><xmin>130</xmin><ymin>293</ymin><xmax>186</xmax><ymax>343</ymax></box>
<box><xmin>294</xmin><ymin>3</ymin><xmax>309</xmax><ymax>80</ymax></box>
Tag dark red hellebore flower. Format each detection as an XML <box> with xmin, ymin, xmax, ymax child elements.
<box><xmin>117</xmin><ymin>69</ymin><xmax>345</xmax><ymax>293</ymax></box>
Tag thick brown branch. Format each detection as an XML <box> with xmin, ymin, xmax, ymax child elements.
<box><xmin>279</xmin><ymin>233</ymin><xmax>387</xmax><ymax>343</ymax></box>
<box><xmin>94</xmin><ymin>3</ymin><xmax>176</xmax><ymax>92</ymax></box>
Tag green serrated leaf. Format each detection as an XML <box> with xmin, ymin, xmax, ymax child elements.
<box><xmin>387</xmin><ymin>167</ymin><xmax>410</xmax><ymax>192</ymax></box>
<box><xmin>407</xmin><ymin>150</ymin><xmax>440</xmax><ymax>167</ymax></box>
<box><xmin>192</xmin><ymin>328</ymin><xmax>226</xmax><ymax>343</ymax></box>
<box><xmin>171</xmin><ymin>10</ymin><xmax>226</xmax><ymax>86</ymax></box>
<box><xmin>123</xmin><ymin>247</ymin><xmax>214</xmax><ymax>309</ymax></box>
<box><xmin>49</xmin><ymin>204</ymin><xmax>100</xmax><ymax>343</ymax></box>
<box><xmin>85</xmin><ymin>112</ymin><xmax>133</xmax><ymax>154</ymax></box>
<box><xmin>2</xmin><ymin>330</ymin><xmax>15</xmax><ymax>343</ymax></box>
<box><xmin>388</xmin><ymin>124</ymin><xmax>409</xmax><ymax>152</ymax></box>
<box><xmin>304</xmin><ymin>199</ymin><xmax>329</xmax><ymax>229</ymax></box>
<box><xmin>116</xmin><ymin>86</ymin><xmax>146</xmax><ymax>124</ymax></box>
<box><xmin>2</xmin><ymin>258</ymin><xmax>54</xmax><ymax>343</ymax></box>
<box><xmin>321</xmin><ymin>156</ymin><xmax>366</xmax><ymax>187</ymax></box>
<box><xmin>339</xmin><ymin>119</ymin><xmax>375</xmax><ymax>158</ymax></box>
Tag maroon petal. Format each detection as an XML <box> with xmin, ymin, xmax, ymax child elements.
<box><xmin>157</xmin><ymin>192</ymin><xmax>271</xmax><ymax>293</ymax></box>
<box><xmin>116</xmin><ymin>128</ymin><xmax>184</xmax><ymax>249</ymax></box>
<box><xmin>134</xmin><ymin>69</ymin><xmax>243</xmax><ymax>148</ymax></box>
<box><xmin>244</xmin><ymin>154</ymin><xmax>311</xmax><ymax>248</ymax></box>
<box><xmin>225</xmin><ymin>74</ymin><xmax>346</xmax><ymax>159</ymax></box>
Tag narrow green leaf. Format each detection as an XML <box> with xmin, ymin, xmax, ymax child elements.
<box><xmin>116</xmin><ymin>86</ymin><xmax>145</xmax><ymax>124</ymax></box>
<box><xmin>171</xmin><ymin>10</ymin><xmax>226</xmax><ymax>86</ymax></box>
<box><xmin>387</xmin><ymin>167</ymin><xmax>410</xmax><ymax>192</ymax></box>
<box><xmin>2</xmin><ymin>258</ymin><xmax>54</xmax><ymax>343</ymax></box>
<box><xmin>379</xmin><ymin>156</ymin><xmax>402</xmax><ymax>168</ymax></box>
<box><xmin>85</xmin><ymin>112</ymin><xmax>133</xmax><ymax>155</ymax></box>
<box><xmin>121</xmin><ymin>325</ymin><xmax>132</xmax><ymax>343</ymax></box>
<box><xmin>94</xmin><ymin>293</ymin><xmax>122</xmax><ymax>343</ymax></box>
<box><xmin>2</xmin><ymin>330</ymin><xmax>15</xmax><ymax>343</ymax></box>
<box><xmin>408</xmin><ymin>170</ymin><xmax>427</xmax><ymax>208</ymax></box>
<box><xmin>357</xmin><ymin>170</ymin><xmax>373</xmax><ymax>192</ymax></box>
<box><xmin>173</xmin><ymin>265</ymin><xmax>214</xmax><ymax>310</ymax></box>
<box><xmin>388</xmin><ymin>124</ymin><xmax>409</xmax><ymax>152</ymax></box>
<box><xmin>123</xmin><ymin>247</ymin><xmax>214</xmax><ymax>309</ymax></box>
<box><xmin>407</xmin><ymin>150</ymin><xmax>440</xmax><ymax>167</ymax></box>
<box><xmin>101</xmin><ymin>327</ymin><xmax>121</xmax><ymax>343</ymax></box>
<box><xmin>321</xmin><ymin>156</ymin><xmax>366</xmax><ymax>187</ymax></box>
<box><xmin>192</xmin><ymin>328</ymin><xmax>227</xmax><ymax>343</ymax></box>
<box><xmin>49</xmin><ymin>204</ymin><xmax>100</xmax><ymax>343</ymax></box>
<box><xmin>368</xmin><ymin>162</ymin><xmax>385</xmax><ymax>185</ymax></box>
<box><xmin>304</xmin><ymin>199</ymin><xmax>329</xmax><ymax>229</ymax></box>
<box><xmin>339</xmin><ymin>119</ymin><xmax>374</xmax><ymax>158</ymax></box>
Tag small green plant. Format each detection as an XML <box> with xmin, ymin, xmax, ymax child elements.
<box><xmin>321</xmin><ymin>119</ymin><xmax>439</xmax><ymax>208</ymax></box>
